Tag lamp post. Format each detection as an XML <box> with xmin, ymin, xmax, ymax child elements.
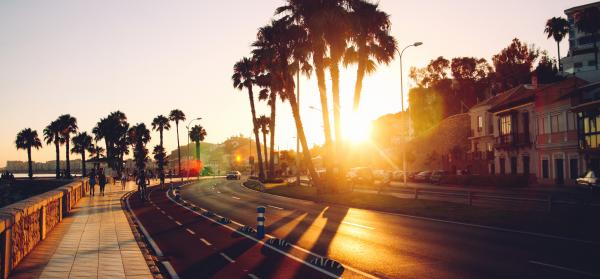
<box><xmin>186</xmin><ymin>117</ymin><xmax>202</xmax><ymax>180</ymax></box>
<box><xmin>397</xmin><ymin>41</ymin><xmax>422</xmax><ymax>185</ymax></box>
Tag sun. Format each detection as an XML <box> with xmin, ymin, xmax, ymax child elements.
<box><xmin>342</xmin><ymin>113</ymin><xmax>372</xmax><ymax>143</ymax></box>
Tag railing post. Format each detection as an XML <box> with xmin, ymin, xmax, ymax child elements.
<box><xmin>256</xmin><ymin>206</ymin><xmax>265</xmax><ymax>238</ymax></box>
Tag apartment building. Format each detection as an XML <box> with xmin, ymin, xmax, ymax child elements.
<box><xmin>571</xmin><ymin>81</ymin><xmax>600</xmax><ymax>174</ymax></box>
<box><xmin>560</xmin><ymin>1</ymin><xmax>600</xmax><ymax>82</ymax></box>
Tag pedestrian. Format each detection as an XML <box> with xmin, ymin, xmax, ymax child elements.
<box><xmin>98</xmin><ymin>169</ymin><xmax>107</xmax><ymax>196</ymax></box>
<box><xmin>121</xmin><ymin>172</ymin><xmax>127</xmax><ymax>191</ymax></box>
<box><xmin>89</xmin><ymin>169</ymin><xmax>97</xmax><ymax>196</ymax></box>
<box><xmin>137</xmin><ymin>170</ymin><xmax>147</xmax><ymax>201</ymax></box>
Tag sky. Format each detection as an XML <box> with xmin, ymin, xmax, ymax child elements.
<box><xmin>0</xmin><ymin>0</ymin><xmax>589</xmax><ymax>167</ymax></box>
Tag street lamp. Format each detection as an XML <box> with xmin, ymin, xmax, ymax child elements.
<box><xmin>397</xmin><ymin>41</ymin><xmax>422</xmax><ymax>185</ymax></box>
<box><xmin>186</xmin><ymin>117</ymin><xmax>202</xmax><ymax>180</ymax></box>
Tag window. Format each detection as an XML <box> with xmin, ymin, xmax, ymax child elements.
<box><xmin>544</xmin><ymin>117</ymin><xmax>550</xmax><ymax>134</ymax></box>
<box><xmin>477</xmin><ymin>116</ymin><xmax>483</xmax><ymax>132</ymax></box>
<box><xmin>487</xmin><ymin>143</ymin><xmax>493</xmax><ymax>152</ymax></box>
<box><xmin>500</xmin><ymin>115</ymin><xmax>512</xmax><ymax>135</ymax></box>
<box><xmin>499</xmin><ymin>158</ymin><xmax>506</xmax><ymax>175</ymax></box>
<box><xmin>551</xmin><ymin>115</ymin><xmax>560</xmax><ymax>133</ymax></box>
<box><xmin>523</xmin><ymin>156</ymin><xmax>530</xmax><ymax>175</ymax></box>
<box><xmin>542</xmin><ymin>159</ymin><xmax>549</xmax><ymax>179</ymax></box>
<box><xmin>510</xmin><ymin>157</ymin><xmax>517</xmax><ymax>174</ymax></box>
<box><xmin>538</xmin><ymin>117</ymin><xmax>545</xmax><ymax>135</ymax></box>
<box><xmin>570</xmin><ymin>158</ymin><xmax>579</xmax><ymax>180</ymax></box>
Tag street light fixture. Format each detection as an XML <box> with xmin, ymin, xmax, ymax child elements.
<box><xmin>186</xmin><ymin>117</ymin><xmax>202</xmax><ymax>180</ymax></box>
<box><xmin>397</xmin><ymin>41</ymin><xmax>423</xmax><ymax>185</ymax></box>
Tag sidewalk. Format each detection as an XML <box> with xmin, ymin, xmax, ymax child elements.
<box><xmin>9</xmin><ymin>181</ymin><xmax>153</xmax><ymax>279</ymax></box>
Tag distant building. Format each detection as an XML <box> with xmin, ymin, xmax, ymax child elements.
<box><xmin>560</xmin><ymin>1</ymin><xmax>600</xmax><ymax>82</ymax></box>
<box><xmin>570</xmin><ymin>81</ymin><xmax>600</xmax><ymax>175</ymax></box>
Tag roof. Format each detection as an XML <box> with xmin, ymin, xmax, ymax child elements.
<box><xmin>539</xmin><ymin>77</ymin><xmax>587</xmax><ymax>103</ymax></box>
<box><xmin>488</xmin><ymin>85</ymin><xmax>540</xmax><ymax>113</ymax></box>
<box><xmin>565</xmin><ymin>1</ymin><xmax>600</xmax><ymax>15</ymax></box>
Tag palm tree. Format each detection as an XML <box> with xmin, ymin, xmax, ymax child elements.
<box><xmin>89</xmin><ymin>144</ymin><xmax>104</xmax><ymax>160</ymax></box>
<box><xmin>15</xmin><ymin>128</ymin><xmax>42</xmax><ymax>179</ymax></box>
<box><xmin>58</xmin><ymin>114</ymin><xmax>77</xmax><ymax>178</ymax></box>
<box><xmin>257</xmin><ymin>115</ymin><xmax>270</xmax><ymax>173</ymax></box>
<box><xmin>93</xmin><ymin>111</ymin><xmax>129</xmax><ymax>175</ymax></box>
<box><xmin>71</xmin><ymin>132</ymin><xmax>92</xmax><ymax>177</ymax></box>
<box><xmin>575</xmin><ymin>6</ymin><xmax>600</xmax><ymax>70</ymax></box>
<box><xmin>346</xmin><ymin>0</ymin><xmax>397</xmax><ymax>111</ymax></box>
<box><xmin>544</xmin><ymin>17</ymin><xmax>569</xmax><ymax>71</ymax></box>
<box><xmin>189</xmin><ymin>125</ymin><xmax>207</xmax><ymax>175</ymax></box>
<box><xmin>152</xmin><ymin>115</ymin><xmax>171</xmax><ymax>147</ymax></box>
<box><xmin>43</xmin><ymin>120</ymin><xmax>63</xmax><ymax>178</ymax></box>
<box><xmin>169</xmin><ymin>109</ymin><xmax>186</xmax><ymax>178</ymax></box>
<box><xmin>152</xmin><ymin>145</ymin><xmax>167</xmax><ymax>178</ymax></box>
<box><xmin>232</xmin><ymin>57</ymin><xmax>266</xmax><ymax>181</ymax></box>
<box><xmin>128</xmin><ymin>123</ymin><xmax>151</xmax><ymax>174</ymax></box>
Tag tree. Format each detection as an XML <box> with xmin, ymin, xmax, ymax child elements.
<box><xmin>535</xmin><ymin>51</ymin><xmax>562</xmax><ymax>83</ymax></box>
<box><xmin>409</xmin><ymin>56</ymin><xmax>450</xmax><ymax>88</ymax></box>
<box><xmin>492</xmin><ymin>38</ymin><xmax>539</xmax><ymax>91</ymax></box>
<box><xmin>257</xmin><ymin>115</ymin><xmax>270</xmax><ymax>173</ymax></box>
<box><xmin>58</xmin><ymin>114</ymin><xmax>77</xmax><ymax>178</ymax></box>
<box><xmin>15</xmin><ymin>128</ymin><xmax>42</xmax><ymax>179</ymax></box>
<box><xmin>575</xmin><ymin>7</ymin><xmax>600</xmax><ymax>70</ymax></box>
<box><xmin>93</xmin><ymin>111</ymin><xmax>129</xmax><ymax>175</ymax></box>
<box><xmin>345</xmin><ymin>0</ymin><xmax>397</xmax><ymax>111</ymax></box>
<box><xmin>169</xmin><ymin>109</ymin><xmax>186</xmax><ymax>178</ymax></box>
<box><xmin>128</xmin><ymin>123</ymin><xmax>151</xmax><ymax>174</ymax></box>
<box><xmin>152</xmin><ymin>115</ymin><xmax>171</xmax><ymax>178</ymax></box>
<box><xmin>71</xmin><ymin>132</ymin><xmax>93</xmax><ymax>177</ymax></box>
<box><xmin>89</xmin><ymin>144</ymin><xmax>104</xmax><ymax>160</ymax></box>
<box><xmin>544</xmin><ymin>17</ymin><xmax>569</xmax><ymax>71</ymax></box>
<box><xmin>152</xmin><ymin>145</ymin><xmax>166</xmax><ymax>179</ymax></box>
<box><xmin>189</xmin><ymin>125</ymin><xmax>207</xmax><ymax>175</ymax></box>
<box><xmin>450</xmin><ymin>57</ymin><xmax>492</xmax><ymax>107</ymax></box>
<box><xmin>232</xmin><ymin>57</ymin><xmax>266</xmax><ymax>181</ymax></box>
<box><xmin>43</xmin><ymin>120</ymin><xmax>63</xmax><ymax>179</ymax></box>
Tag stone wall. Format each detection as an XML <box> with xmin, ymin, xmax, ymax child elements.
<box><xmin>0</xmin><ymin>179</ymin><xmax>90</xmax><ymax>278</ymax></box>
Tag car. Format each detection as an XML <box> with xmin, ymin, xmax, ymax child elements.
<box><xmin>577</xmin><ymin>170</ymin><xmax>599</xmax><ymax>188</ymax></box>
<box><xmin>226</xmin><ymin>171</ymin><xmax>242</xmax><ymax>180</ymax></box>
<box><xmin>430</xmin><ymin>170</ymin><xmax>450</xmax><ymax>184</ymax></box>
<box><xmin>346</xmin><ymin>167</ymin><xmax>375</xmax><ymax>187</ymax></box>
<box><xmin>413</xmin><ymin>171</ymin><xmax>432</xmax><ymax>183</ymax></box>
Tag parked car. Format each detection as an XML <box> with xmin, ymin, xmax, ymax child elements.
<box><xmin>226</xmin><ymin>171</ymin><xmax>242</xmax><ymax>180</ymax></box>
<box><xmin>392</xmin><ymin>171</ymin><xmax>406</xmax><ymax>181</ymax></box>
<box><xmin>346</xmin><ymin>167</ymin><xmax>375</xmax><ymax>187</ymax></box>
<box><xmin>413</xmin><ymin>171</ymin><xmax>432</xmax><ymax>183</ymax></box>
<box><xmin>577</xmin><ymin>170</ymin><xmax>599</xmax><ymax>189</ymax></box>
<box><xmin>430</xmin><ymin>170</ymin><xmax>450</xmax><ymax>184</ymax></box>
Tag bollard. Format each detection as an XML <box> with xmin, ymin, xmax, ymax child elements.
<box><xmin>257</xmin><ymin>206</ymin><xmax>266</xmax><ymax>238</ymax></box>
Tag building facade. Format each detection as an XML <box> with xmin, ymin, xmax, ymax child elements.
<box><xmin>571</xmin><ymin>81</ymin><xmax>600</xmax><ymax>175</ymax></box>
<box><xmin>560</xmin><ymin>2</ymin><xmax>600</xmax><ymax>82</ymax></box>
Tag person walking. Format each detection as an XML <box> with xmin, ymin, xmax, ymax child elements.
<box><xmin>89</xmin><ymin>169</ymin><xmax>97</xmax><ymax>196</ymax></box>
<box><xmin>137</xmin><ymin>170</ymin><xmax>147</xmax><ymax>201</ymax></box>
<box><xmin>98</xmin><ymin>169</ymin><xmax>107</xmax><ymax>196</ymax></box>
<box><xmin>121</xmin><ymin>172</ymin><xmax>127</xmax><ymax>191</ymax></box>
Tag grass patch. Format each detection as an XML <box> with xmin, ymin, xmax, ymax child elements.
<box><xmin>263</xmin><ymin>184</ymin><xmax>600</xmax><ymax>241</ymax></box>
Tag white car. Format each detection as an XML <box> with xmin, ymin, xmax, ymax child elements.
<box><xmin>577</xmin><ymin>170</ymin><xmax>598</xmax><ymax>188</ymax></box>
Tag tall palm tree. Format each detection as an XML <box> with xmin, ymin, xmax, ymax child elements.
<box><xmin>232</xmin><ymin>57</ymin><xmax>266</xmax><ymax>180</ymax></box>
<box><xmin>169</xmin><ymin>109</ymin><xmax>186</xmax><ymax>178</ymax></box>
<box><xmin>58</xmin><ymin>114</ymin><xmax>77</xmax><ymax>178</ymax></box>
<box><xmin>152</xmin><ymin>115</ymin><xmax>171</xmax><ymax>147</ymax></box>
<box><xmin>575</xmin><ymin>7</ymin><xmax>600</xmax><ymax>70</ymax></box>
<box><xmin>89</xmin><ymin>144</ymin><xmax>104</xmax><ymax>160</ymax></box>
<box><xmin>71</xmin><ymin>132</ymin><xmax>93</xmax><ymax>177</ymax></box>
<box><xmin>257</xmin><ymin>115</ymin><xmax>270</xmax><ymax>173</ymax></box>
<box><xmin>152</xmin><ymin>145</ymin><xmax>166</xmax><ymax>178</ymax></box>
<box><xmin>128</xmin><ymin>123</ymin><xmax>151</xmax><ymax>174</ymax></box>
<box><xmin>43</xmin><ymin>120</ymin><xmax>63</xmax><ymax>178</ymax></box>
<box><xmin>346</xmin><ymin>0</ymin><xmax>397</xmax><ymax>111</ymax></box>
<box><xmin>93</xmin><ymin>111</ymin><xmax>129</xmax><ymax>175</ymax></box>
<box><xmin>15</xmin><ymin>128</ymin><xmax>42</xmax><ymax>179</ymax></box>
<box><xmin>189</xmin><ymin>125</ymin><xmax>207</xmax><ymax>175</ymax></box>
<box><xmin>544</xmin><ymin>17</ymin><xmax>569</xmax><ymax>71</ymax></box>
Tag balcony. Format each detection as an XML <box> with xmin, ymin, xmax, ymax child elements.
<box><xmin>494</xmin><ymin>133</ymin><xmax>532</xmax><ymax>149</ymax></box>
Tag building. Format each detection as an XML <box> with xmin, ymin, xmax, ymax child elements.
<box><xmin>570</xmin><ymin>81</ymin><xmax>600</xmax><ymax>174</ymax></box>
<box><xmin>488</xmin><ymin>85</ymin><xmax>538</xmax><ymax>179</ymax></box>
<box><xmin>560</xmin><ymin>1</ymin><xmax>600</xmax><ymax>81</ymax></box>
<box><xmin>534</xmin><ymin>78</ymin><xmax>587</xmax><ymax>185</ymax></box>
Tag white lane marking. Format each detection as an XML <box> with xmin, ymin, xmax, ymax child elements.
<box><xmin>267</xmin><ymin>205</ymin><xmax>284</xmax><ymax>210</ymax></box>
<box><xmin>160</xmin><ymin>210</ymin><xmax>166</xmax><ymax>214</ymax></box>
<box><xmin>167</xmin><ymin>216</ymin><xmax>174</xmax><ymax>220</ymax></box>
<box><xmin>186</xmin><ymin>229</ymin><xmax>196</xmax><ymax>235</ymax></box>
<box><xmin>342</xmin><ymin>221</ymin><xmax>375</xmax><ymax>230</ymax></box>
<box><xmin>248</xmin><ymin>274</ymin><xmax>259</xmax><ymax>279</ymax></box>
<box><xmin>175</xmin><ymin>221</ymin><xmax>183</xmax><ymax>226</ymax></box>
<box><xmin>200</xmin><ymin>238</ymin><xmax>212</xmax><ymax>246</ymax></box>
<box><xmin>125</xmin><ymin>190</ymin><xmax>164</xmax><ymax>257</ymax></box>
<box><xmin>232</xmin><ymin>196</ymin><xmax>241</xmax><ymax>200</ymax></box>
<box><xmin>529</xmin><ymin>261</ymin><xmax>598</xmax><ymax>277</ymax></box>
<box><xmin>167</xmin><ymin>189</ymin><xmax>377</xmax><ymax>279</ymax></box>
<box><xmin>220</xmin><ymin>252</ymin><xmax>235</xmax><ymax>263</ymax></box>
<box><xmin>161</xmin><ymin>261</ymin><xmax>180</xmax><ymax>279</ymax></box>
<box><xmin>217</xmin><ymin>191</ymin><xmax>221</xmax><ymax>194</ymax></box>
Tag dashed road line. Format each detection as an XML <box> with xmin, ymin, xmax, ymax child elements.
<box><xmin>248</xmin><ymin>274</ymin><xmax>259</xmax><ymax>279</ymax></box>
<box><xmin>200</xmin><ymin>238</ymin><xmax>212</xmax><ymax>246</ymax></box>
<box><xmin>186</xmin><ymin>229</ymin><xmax>196</xmax><ymax>235</ymax></box>
<box><xmin>232</xmin><ymin>196</ymin><xmax>241</xmax><ymax>200</ymax></box>
<box><xmin>267</xmin><ymin>205</ymin><xmax>284</xmax><ymax>210</ymax></box>
<box><xmin>220</xmin><ymin>252</ymin><xmax>235</xmax><ymax>263</ymax></box>
<box><xmin>529</xmin><ymin>261</ymin><xmax>597</xmax><ymax>277</ymax></box>
<box><xmin>160</xmin><ymin>210</ymin><xmax>166</xmax><ymax>214</ymax></box>
<box><xmin>175</xmin><ymin>221</ymin><xmax>183</xmax><ymax>226</ymax></box>
<box><xmin>216</xmin><ymin>191</ymin><xmax>221</xmax><ymax>194</ymax></box>
<box><xmin>342</xmin><ymin>221</ymin><xmax>375</xmax><ymax>230</ymax></box>
<box><xmin>167</xmin><ymin>216</ymin><xmax>174</xmax><ymax>220</ymax></box>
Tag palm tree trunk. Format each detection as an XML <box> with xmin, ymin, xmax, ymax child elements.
<box><xmin>556</xmin><ymin>41</ymin><xmax>562</xmax><ymax>71</ymax></box>
<box><xmin>81</xmin><ymin>151</ymin><xmax>87</xmax><ymax>177</ymax></box>
<box><xmin>353</xmin><ymin>55</ymin><xmax>367</xmax><ymax>112</ymax></box>
<box><xmin>55</xmin><ymin>141</ymin><xmax>60</xmax><ymax>179</ymax></box>
<box><xmin>330</xmin><ymin>59</ymin><xmax>342</xmax><ymax>155</ymax></box>
<box><xmin>65</xmin><ymin>137</ymin><xmax>71</xmax><ymax>177</ymax></box>
<box><xmin>247</xmin><ymin>87</ymin><xmax>266</xmax><ymax>181</ymax></box>
<box><xmin>195</xmin><ymin>141</ymin><xmax>200</xmax><ymax>175</ymax></box>
<box><xmin>314</xmin><ymin>55</ymin><xmax>334</xmax><ymax>179</ymax></box>
<box><xmin>176</xmin><ymin>123</ymin><xmax>181</xmax><ymax>178</ymax></box>
<box><xmin>262</xmin><ymin>131</ymin><xmax>268</xmax><ymax>177</ymax></box>
<box><xmin>269</xmin><ymin>95</ymin><xmax>276</xmax><ymax>178</ymax></box>
<box><xmin>27</xmin><ymin>147</ymin><xmax>33</xmax><ymax>179</ymax></box>
<box><xmin>287</xmin><ymin>91</ymin><xmax>319</xmax><ymax>187</ymax></box>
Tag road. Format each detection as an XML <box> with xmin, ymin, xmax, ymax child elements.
<box><xmin>129</xmin><ymin>178</ymin><xmax>600</xmax><ymax>278</ymax></box>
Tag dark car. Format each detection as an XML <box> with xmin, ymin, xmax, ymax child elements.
<box><xmin>346</xmin><ymin>167</ymin><xmax>375</xmax><ymax>188</ymax></box>
<box><xmin>414</xmin><ymin>171</ymin><xmax>432</xmax><ymax>183</ymax></box>
<box><xmin>577</xmin><ymin>170</ymin><xmax>599</xmax><ymax>189</ymax></box>
<box><xmin>226</xmin><ymin>171</ymin><xmax>242</xmax><ymax>180</ymax></box>
<box><xmin>430</xmin><ymin>170</ymin><xmax>450</xmax><ymax>184</ymax></box>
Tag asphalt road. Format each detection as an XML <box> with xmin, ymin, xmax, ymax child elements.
<box><xmin>173</xmin><ymin>178</ymin><xmax>600</xmax><ymax>279</ymax></box>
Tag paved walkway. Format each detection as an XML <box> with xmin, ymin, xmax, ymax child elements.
<box><xmin>10</xmin><ymin>181</ymin><xmax>153</xmax><ymax>279</ymax></box>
